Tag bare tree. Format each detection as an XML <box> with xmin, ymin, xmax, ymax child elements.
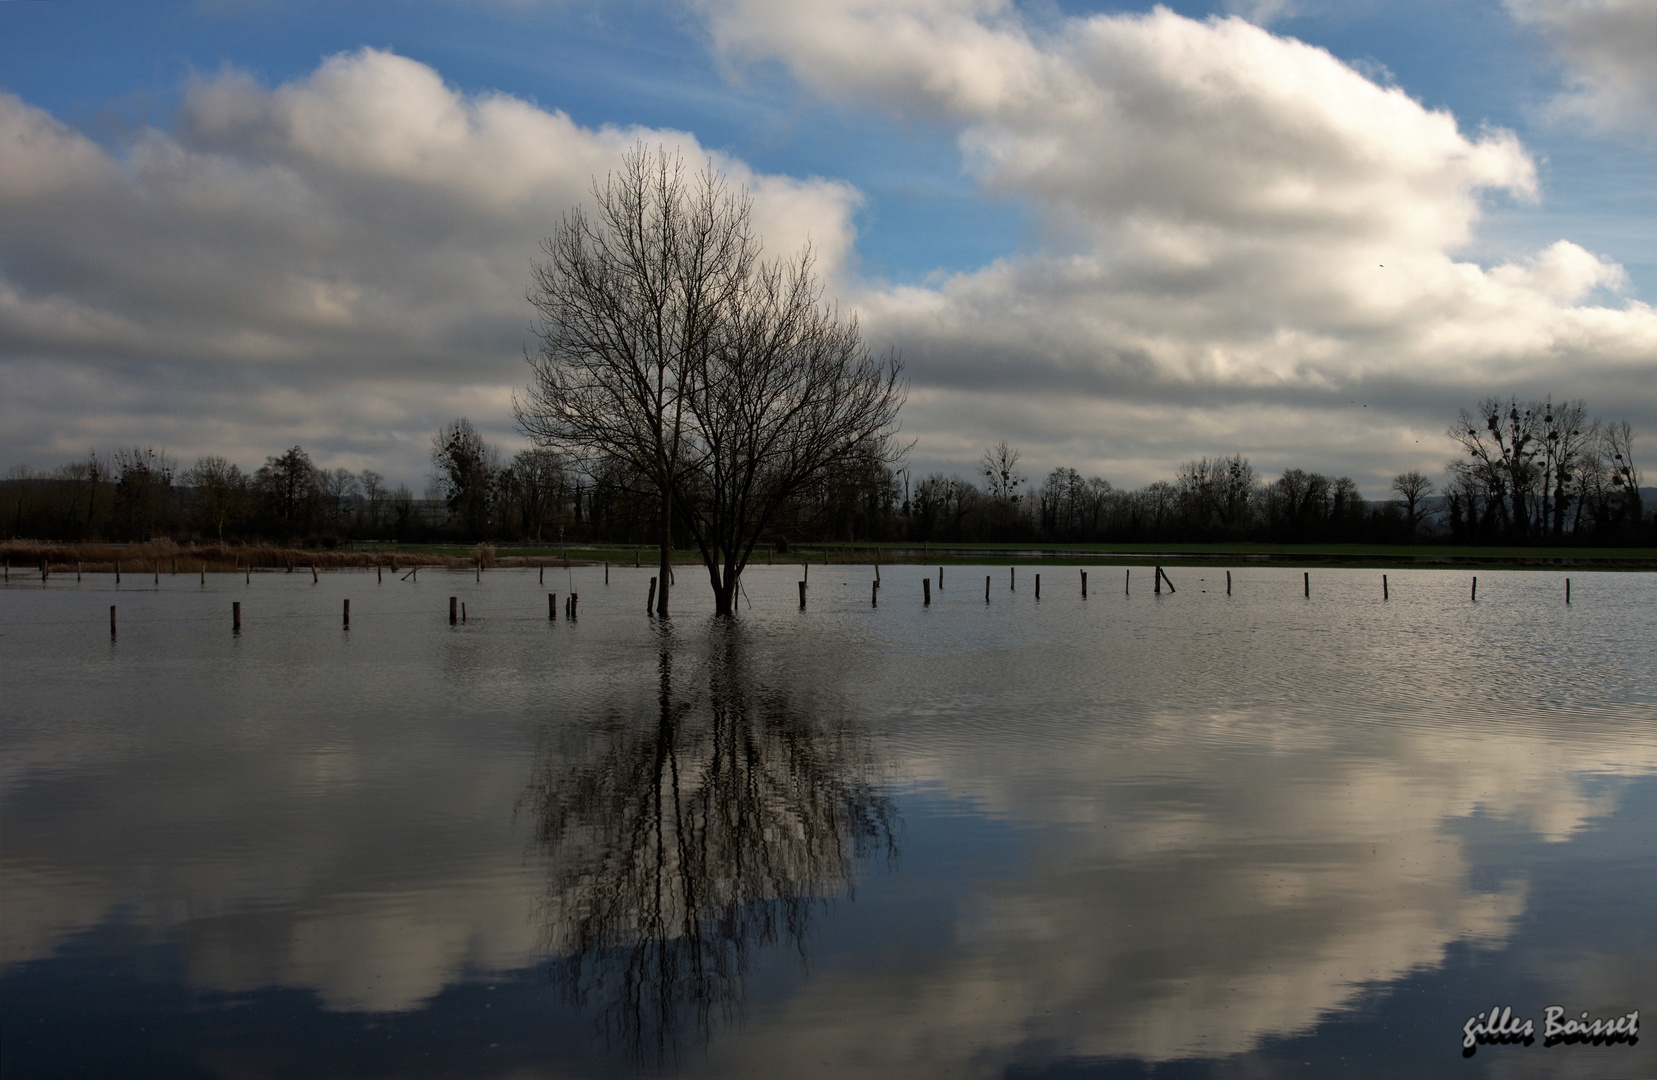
<box><xmin>520</xmin><ymin>146</ymin><xmax>757</xmax><ymax>616</ymax></box>
<box><xmin>316</xmin><ymin>467</ymin><xmax>359</xmax><ymax>533</ymax></box>
<box><xmin>675</xmin><ymin>250</ymin><xmax>906</xmax><ymax>614</ymax></box>
<box><xmin>1390</xmin><ymin>469</ymin><xmax>1434</xmax><ymax>537</ymax></box>
<box><xmin>185</xmin><ymin>455</ymin><xmax>247</xmax><ymax>542</ymax></box>
<box><xmin>980</xmin><ymin>441</ymin><xmax>1024</xmax><ymax>504</ymax></box>
<box><xmin>1537</xmin><ymin>398</ymin><xmax>1593</xmax><ymax>539</ymax></box>
<box><xmin>1447</xmin><ymin>398</ymin><xmax>1544</xmax><ymax>539</ymax></box>
<box><xmin>500</xmin><ymin>447</ymin><xmax>568</xmax><ymax>541</ymax></box>
<box><xmin>358</xmin><ymin>469</ymin><xmax>387</xmax><ymax>535</ymax></box>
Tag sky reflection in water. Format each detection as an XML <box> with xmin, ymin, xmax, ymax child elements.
<box><xmin>2</xmin><ymin>564</ymin><xmax>1654</xmax><ymax>1078</ymax></box>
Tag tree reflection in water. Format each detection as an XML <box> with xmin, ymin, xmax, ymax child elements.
<box><xmin>519</xmin><ymin>620</ymin><xmax>897</xmax><ymax>1064</ymax></box>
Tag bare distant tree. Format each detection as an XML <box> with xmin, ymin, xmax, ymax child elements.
<box><xmin>520</xmin><ymin>146</ymin><xmax>757</xmax><ymax>616</ymax></box>
<box><xmin>1579</xmin><ymin>420</ymin><xmax>1643</xmax><ymax>536</ymax></box>
<box><xmin>185</xmin><ymin>455</ymin><xmax>247</xmax><ymax>542</ymax></box>
<box><xmin>112</xmin><ymin>446</ymin><xmax>176</xmax><ymax>540</ymax></box>
<box><xmin>501</xmin><ymin>448</ymin><xmax>569</xmax><ymax>541</ymax></box>
<box><xmin>980</xmin><ymin>441</ymin><xmax>1024</xmax><ymax>504</ymax></box>
<box><xmin>1390</xmin><ymin>469</ymin><xmax>1434</xmax><ymax>536</ymax></box>
<box><xmin>358</xmin><ymin>469</ymin><xmax>387</xmax><ymax>534</ymax></box>
<box><xmin>1537</xmin><ymin>398</ymin><xmax>1593</xmax><ymax>539</ymax></box>
<box><xmin>1447</xmin><ymin>398</ymin><xmax>1543</xmax><ymax>539</ymax></box>
<box><xmin>317</xmin><ymin>467</ymin><xmax>359</xmax><ymax>532</ymax></box>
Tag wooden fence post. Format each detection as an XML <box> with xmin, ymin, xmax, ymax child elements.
<box><xmin>450</xmin><ymin>596</ymin><xmax>458</xmax><ymax>625</ymax></box>
<box><xmin>233</xmin><ymin>601</ymin><xmax>241</xmax><ymax>633</ymax></box>
<box><xmin>923</xmin><ymin>578</ymin><xmax>931</xmax><ymax>605</ymax></box>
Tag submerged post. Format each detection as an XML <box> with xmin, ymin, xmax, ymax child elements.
<box><xmin>540</xmin><ymin>563</ymin><xmax>545</xmax><ymax>585</ymax></box>
<box><xmin>312</xmin><ymin>565</ymin><xmax>318</xmax><ymax>584</ymax></box>
<box><xmin>648</xmin><ymin>578</ymin><xmax>657</xmax><ymax>614</ymax></box>
<box><xmin>1383</xmin><ymin>574</ymin><xmax>1389</xmax><ymax>600</ymax></box>
<box><xmin>938</xmin><ymin>566</ymin><xmax>944</xmax><ymax>589</ymax></box>
<box><xmin>923</xmin><ymin>578</ymin><xmax>931</xmax><ymax>605</ymax></box>
<box><xmin>1010</xmin><ymin>567</ymin><xmax>1015</xmax><ymax>591</ymax></box>
<box><xmin>1081</xmin><ymin>569</ymin><xmax>1087</xmax><ymax>598</ymax></box>
<box><xmin>985</xmin><ymin>575</ymin><xmax>990</xmax><ymax>602</ymax></box>
<box><xmin>798</xmin><ymin>580</ymin><xmax>807</xmax><ymax>608</ymax></box>
<box><xmin>200</xmin><ymin>563</ymin><xmax>205</xmax><ymax>585</ymax></box>
<box><xmin>233</xmin><ymin>601</ymin><xmax>241</xmax><ymax>634</ymax></box>
<box><xmin>77</xmin><ymin>562</ymin><xmax>82</xmax><ymax>582</ymax></box>
<box><xmin>1566</xmin><ymin>578</ymin><xmax>1571</xmax><ymax>604</ymax></box>
<box><xmin>605</xmin><ymin>562</ymin><xmax>610</xmax><ymax>585</ymax></box>
<box><xmin>1035</xmin><ymin>573</ymin><xmax>1041</xmax><ymax>600</ymax></box>
<box><xmin>462</xmin><ymin>602</ymin><xmax>467</xmax><ymax>624</ymax></box>
<box><xmin>449</xmin><ymin>596</ymin><xmax>458</xmax><ymax>625</ymax></box>
<box><xmin>1154</xmin><ymin>566</ymin><xmax>1161</xmax><ymax>595</ymax></box>
<box><xmin>549</xmin><ymin>592</ymin><xmax>557</xmax><ymax>620</ymax></box>
<box><xmin>377</xmin><ymin>565</ymin><xmax>383</xmax><ymax>584</ymax></box>
<box><xmin>1226</xmin><ymin>570</ymin><xmax>1232</xmax><ymax>595</ymax></box>
<box><xmin>1304</xmin><ymin>572</ymin><xmax>1310</xmax><ymax>598</ymax></box>
<box><xmin>1471</xmin><ymin>577</ymin><xmax>1477</xmax><ymax>602</ymax></box>
<box><xmin>872</xmin><ymin>580</ymin><xmax>878</xmax><ymax>607</ymax></box>
<box><xmin>115</xmin><ymin>561</ymin><xmax>121</xmax><ymax>585</ymax></box>
<box><xmin>245</xmin><ymin>565</ymin><xmax>251</xmax><ymax>584</ymax></box>
<box><xmin>343</xmin><ymin>599</ymin><xmax>350</xmax><ymax>629</ymax></box>
<box><xmin>154</xmin><ymin>562</ymin><xmax>159</xmax><ymax>584</ymax></box>
<box><xmin>110</xmin><ymin>605</ymin><xmax>117</xmax><ymax>638</ymax></box>
<box><xmin>569</xmin><ymin>594</ymin><xmax>578</xmax><ymax>618</ymax></box>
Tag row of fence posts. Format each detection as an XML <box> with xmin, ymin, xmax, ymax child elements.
<box><xmin>897</xmin><ymin>566</ymin><xmax>1571</xmax><ymax>609</ymax></box>
<box><xmin>70</xmin><ymin>563</ymin><xmax>1581</xmax><ymax>638</ymax></box>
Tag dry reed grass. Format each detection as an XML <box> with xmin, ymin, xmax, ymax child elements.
<box><xmin>0</xmin><ymin>540</ymin><xmax>578</xmax><ymax>574</ymax></box>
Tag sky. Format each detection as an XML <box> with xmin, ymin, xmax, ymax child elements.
<box><xmin>1</xmin><ymin>0</ymin><xmax>1654</xmax><ymax>495</ymax></box>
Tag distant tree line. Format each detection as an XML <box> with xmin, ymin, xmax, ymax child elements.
<box><xmin>3</xmin><ymin>396</ymin><xmax>1648</xmax><ymax>548</ymax></box>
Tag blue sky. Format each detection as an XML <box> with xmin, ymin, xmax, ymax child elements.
<box><xmin>2</xmin><ymin>0</ymin><xmax>1654</xmax><ymax>489</ymax></box>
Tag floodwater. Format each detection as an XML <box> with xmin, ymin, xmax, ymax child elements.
<box><xmin>2</xmin><ymin>562</ymin><xmax>1653</xmax><ymax>1079</ymax></box>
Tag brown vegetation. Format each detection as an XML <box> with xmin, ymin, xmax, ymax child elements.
<box><xmin>0</xmin><ymin>539</ymin><xmax>578</xmax><ymax>573</ymax></box>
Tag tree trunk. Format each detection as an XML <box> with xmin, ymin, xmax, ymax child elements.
<box><xmin>714</xmin><ymin>576</ymin><xmax>737</xmax><ymax>617</ymax></box>
<box><xmin>656</xmin><ymin>484</ymin><xmax>672</xmax><ymax>617</ymax></box>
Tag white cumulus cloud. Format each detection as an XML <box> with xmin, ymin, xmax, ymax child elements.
<box><xmin>701</xmin><ymin>0</ymin><xmax>1657</xmax><ymax>487</ymax></box>
<box><xmin>0</xmin><ymin>48</ymin><xmax>860</xmax><ymax>482</ymax></box>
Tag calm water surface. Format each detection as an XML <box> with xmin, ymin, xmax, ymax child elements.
<box><xmin>2</xmin><ymin>563</ymin><xmax>1654</xmax><ymax>1078</ymax></box>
